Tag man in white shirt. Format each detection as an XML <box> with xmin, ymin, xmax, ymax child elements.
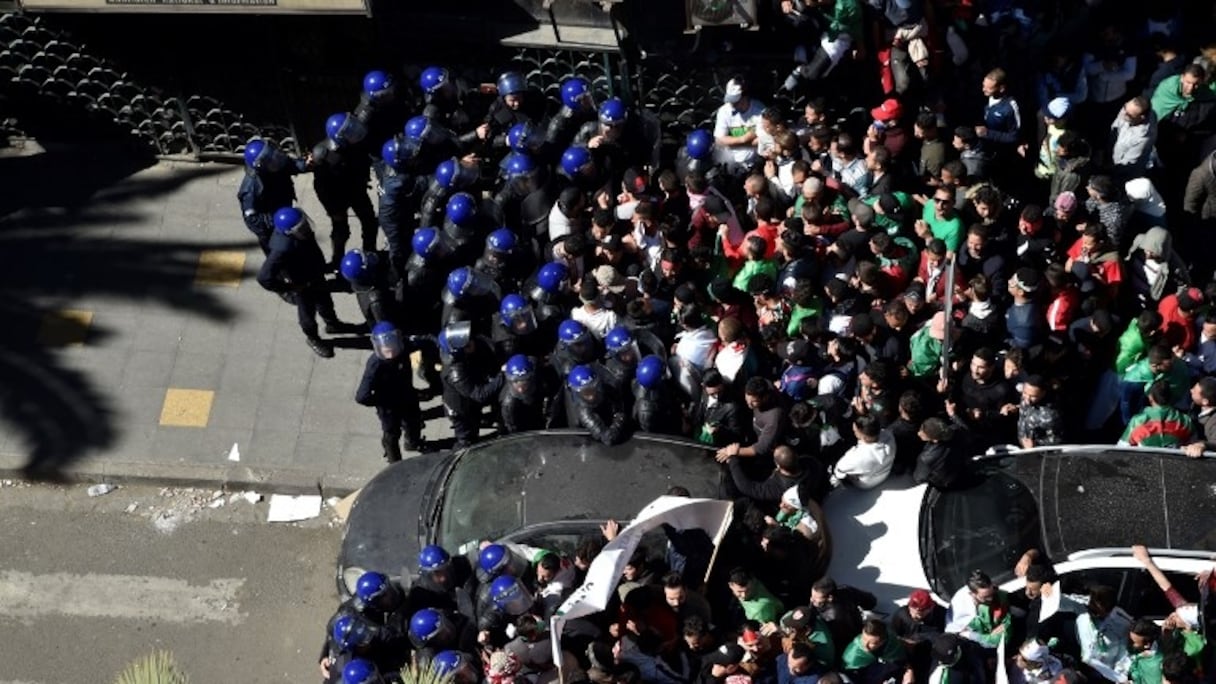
<box><xmin>713</xmin><ymin>76</ymin><xmax>765</xmax><ymax>173</ymax></box>
<box><xmin>571</xmin><ymin>280</ymin><xmax>618</xmax><ymax>340</ymax></box>
<box><xmin>673</xmin><ymin>306</ymin><xmax>719</xmax><ymax>372</ymax></box>
<box><xmin>830</xmin><ymin>415</ymin><xmax>896</xmax><ymax>489</ymax></box>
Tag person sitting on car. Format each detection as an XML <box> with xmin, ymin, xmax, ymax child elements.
<box><xmin>829</xmin><ymin>415</ymin><xmax>897</xmax><ymax>490</ymax></box>
<box><xmin>1017</xmin><ymin>563</ymin><xmax>1082</xmax><ymax>661</ymax></box>
<box><xmin>947</xmin><ymin>570</ymin><xmax>1012</xmax><ymax>649</ymax></box>
<box><xmin>811</xmin><ymin>577</ymin><xmax>878</xmax><ymax>661</ymax></box>
<box><xmin>890</xmin><ymin>589</ymin><xmax>946</xmax><ymax>681</ymax></box>
<box><xmin>841</xmin><ymin>618</ymin><xmax>914</xmax><ymax>684</ymax></box>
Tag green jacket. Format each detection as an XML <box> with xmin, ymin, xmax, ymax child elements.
<box><xmin>1115</xmin><ymin>320</ymin><xmax>1148</xmax><ymax>375</ymax></box>
<box><xmin>964</xmin><ymin>592</ymin><xmax>1012</xmax><ymax>648</ymax></box>
<box><xmin>1152</xmin><ymin>74</ymin><xmax>1216</xmax><ymax>121</ymax></box>
<box><xmin>841</xmin><ymin>634</ymin><xmax>906</xmax><ymax>671</ymax></box>
<box><xmin>826</xmin><ymin>0</ymin><xmax>863</xmax><ymax>40</ymax></box>
<box><xmin>1127</xmin><ymin>649</ymin><xmax>1163</xmax><ymax>684</ymax></box>
<box><xmin>1120</xmin><ymin>357</ymin><xmax>1192</xmax><ymax>402</ymax></box>
<box><xmin>733</xmin><ymin>259</ymin><xmax>778</xmax><ymax>293</ymax></box>
<box><xmin>1120</xmin><ymin>404</ymin><xmax>1196</xmax><ymax>447</ymax></box>
<box><xmin>908</xmin><ymin>325</ymin><xmax>943</xmax><ymax>379</ymax></box>
<box><xmin>738</xmin><ymin>580</ymin><xmax>783</xmax><ymax>623</ymax></box>
<box><xmin>787</xmin><ymin>302</ymin><xmax>822</xmax><ymax>337</ymax></box>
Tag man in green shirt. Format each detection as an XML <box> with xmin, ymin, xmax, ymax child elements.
<box><xmin>727</xmin><ymin>567</ymin><xmax>783</xmax><ymax>623</ymax></box>
<box><xmin>1119</xmin><ymin>344</ymin><xmax>1193</xmax><ymax>422</ymax></box>
<box><xmin>915</xmin><ymin>185</ymin><xmax>963</xmax><ymax>253</ymax></box>
<box><xmin>1124</xmin><ymin>620</ymin><xmax>1164</xmax><ymax>684</ymax></box>
<box><xmin>841</xmin><ymin>618</ymin><xmax>913</xmax><ymax>684</ymax></box>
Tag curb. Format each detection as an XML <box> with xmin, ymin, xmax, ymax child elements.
<box><xmin>0</xmin><ymin>453</ymin><xmax>371</xmax><ymax>498</ymax></box>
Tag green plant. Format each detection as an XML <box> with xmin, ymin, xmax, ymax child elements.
<box><xmin>113</xmin><ymin>651</ymin><xmax>190</xmax><ymax>684</ymax></box>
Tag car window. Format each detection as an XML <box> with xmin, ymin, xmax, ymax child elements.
<box><xmin>1058</xmin><ymin>567</ymin><xmax>1132</xmax><ymax>601</ymax></box>
<box><xmin>1126</xmin><ymin>569</ymin><xmax>1204</xmax><ymax>620</ymax></box>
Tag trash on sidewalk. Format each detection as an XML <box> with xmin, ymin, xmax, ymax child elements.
<box><xmin>227</xmin><ymin>442</ymin><xmax>241</xmax><ymax>462</ymax></box>
<box><xmin>229</xmin><ymin>491</ymin><xmax>262</xmax><ymax>505</ymax></box>
<box><xmin>208</xmin><ymin>498</ymin><xmax>226</xmax><ymax>509</ymax></box>
<box><xmin>329</xmin><ymin>489</ymin><xmax>362</xmax><ymax>525</ymax></box>
<box><xmin>125</xmin><ymin>503</ymin><xmax>138</xmax><ymax>513</ymax></box>
<box><xmin>266</xmin><ymin>494</ymin><xmax>322</xmax><ymax>523</ymax></box>
<box><xmin>87</xmin><ymin>484</ymin><xmax>117</xmax><ymax>497</ymax></box>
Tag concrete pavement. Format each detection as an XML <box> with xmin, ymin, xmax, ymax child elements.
<box><xmin>0</xmin><ymin>139</ymin><xmax>465</xmax><ymax>495</ymax></box>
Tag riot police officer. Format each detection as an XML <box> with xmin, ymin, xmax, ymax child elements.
<box><xmin>405</xmin><ymin>115</ymin><xmax>464</xmax><ymax>172</ymax></box>
<box><xmin>675</xmin><ymin>128</ymin><xmax>723</xmax><ymax>187</ymax></box>
<box><xmin>339</xmin><ymin>249</ymin><xmax>401</xmax><ymax>330</ymax></box>
<box><xmin>377</xmin><ymin>135</ymin><xmax>425</xmax><ymax>272</ymax></box>
<box><xmin>442</xmin><ymin>191</ymin><xmax>494</xmax><ymax>263</ymax></box>
<box><xmin>431</xmin><ymin>650</ymin><xmax>481</xmax><ymax>684</ymax></box>
<box><xmin>544</xmin><ymin>77</ymin><xmax>597</xmax><ymax>162</ymax></box>
<box><xmin>474</xmin><ymin>228</ymin><xmax>533</xmax><ymax>293</ymax></box>
<box><xmin>494</xmin><ymin>152</ymin><xmax>555</xmax><ymax>257</ymax></box>
<box><xmin>551</xmin><ymin>319</ymin><xmax>600</xmax><ymax>380</ymax></box>
<box><xmin>404</xmin><ymin>227</ymin><xmax>454</xmax><ymax>394</ymax></box>
<box><xmin>558</xmin><ymin>144</ymin><xmax>606</xmax><ymax>196</ymax></box>
<box><xmin>491</xmin><ymin>294</ymin><xmax>548</xmax><ymax>359</ymax></box>
<box><xmin>355</xmin><ymin>321</ymin><xmax>425</xmax><ymax>461</ymax></box>
<box><xmin>565</xmin><ymin>365</ymin><xmax>628</xmax><ymax>445</ymax></box>
<box><xmin>409</xmin><ymin>544</ymin><xmax>476</xmax><ymax>616</ymax></box>
<box><xmin>574</xmin><ymin>97</ymin><xmax>652</xmax><ymax>186</ymax></box>
<box><xmin>319</xmin><ymin>571</ymin><xmax>410</xmax><ymax>682</ymax></box>
<box><xmin>312</xmin><ymin>112</ymin><xmax>379</xmax><ymax>265</ymax></box>
<box><xmin>633</xmin><ymin>354</ymin><xmax>677</xmax><ymax>434</ymax></box>
<box><xmin>408</xmin><ymin>607</ymin><xmax>479</xmax><ymax>665</ymax></box>
<box><xmin>237</xmin><ymin>138</ymin><xmax>307</xmax><ymax>255</ymax></box>
<box><xmin>601</xmin><ymin>325</ymin><xmax>641</xmax><ymax>400</ymax></box>
<box><xmin>438</xmin><ymin>321</ymin><xmax>503</xmax><ymax>449</ymax></box>
<box><xmin>526</xmin><ymin>262</ymin><xmax>575</xmax><ymax>335</ymax></box>
<box><xmin>341</xmin><ymin>658</ymin><xmax>404</xmax><ymax>684</ymax></box>
<box><xmin>419</xmin><ymin>66</ymin><xmax>474</xmax><ymax>133</ymax></box>
<box><xmin>499</xmin><ymin>355</ymin><xmax>550</xmax><ymax>434</ymax></box>
<box><xmin>354</xmin><ymin>70</ymin><xmax>409</xmax><ymax>151</ymax></box>
<box><xmin>419</xmin><ymin>157</ymin><xmax>481</xmax><ymax>229</ymax></box>
<box><xmin>476</xmin><ymin>71</ymin><xmax>545</xmax><ymax>155</ymax></box>
<box><xmin>440</xmin><ymin>266</ymin><xmax>501</xmax><ymax>332</ymax></box>
<box><xmin>257</xmin><ymin>208</ymin><xmax>354</xmax><ymax>358</ymax></box>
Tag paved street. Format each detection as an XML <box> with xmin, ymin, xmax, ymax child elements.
<box><xmin>0</xmin><ymin>480</ymin><xmax>342</xmax><ymax>683</ymax></box>
<box><xmin>0</xmin><ymin>139</ymin><xmax>469</xmax><ymax>494</ymax></box>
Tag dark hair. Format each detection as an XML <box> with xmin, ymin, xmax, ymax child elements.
<box><xmin>702</xmin><ymin>368</ymin><xmax>724</xmax><ymax>388</ymax></box>
<box><xmin>1182</xmin><ymin>63</ymin><xmax>1207</xmax><ymax>80</ymax></box>
<box><xmin>745</xmin><ymin>376</ymin><xmax>773</xmax><ymax>398</ymax></box>
<box><xmin>626</xmin><ymin>549</ymin><xmax>647</xmax><ymax>569</ymax></box>
<box><xmin>869</xmin><ymin>146</ymin><xmax>891</xmax><ymax>170</ymax></box>
<box><xmin>915</xmin><ymin>112</ymin><xmax>938</xmax><ymax>132</ymax></box>
<box><xmin>854</xmin><ymin>414</ymin><xmax>881</xmax><ymax>439</ymax></box>
<box><xmin>1148</xmin><ymin>344</ymin><xmax>1173</xmax><ymax>364</ymax></box>
<box><xmin>663</xmin><ymin>571</ymin><xmax>685</xmax><ymax>589</ymax></box>
<box><xmin>812</xmin><ymin>577</ymin><xmax>837</xmax><ymax>595</ymax></box>
<box><xmin>835</xmin><ymin>133</ymin><xmax>856</xmax><ymax>157</ymax></box>
<box><xmin>1137</xmin><ymin>310</ymin><xmax>1164</xmax><ymax>336</ymax></box>
<box><xmin>926</xmin><ymin>238</ymin><xmax>947</xmax><ymax>256</ymax></box>
<box><xmin>899</xmin><ymin>390</ymin><xmax>923</xmax><ymax>421</ymax></box>
<box><xmin>1196</xmin><ymin>377</ymin><xmax>1216</xmax><ymax>405</ymax></box>
<box><xmin>1130</xmin><ymin>619</ymin><xmax>1160</xmax><ymax>643</ymax></box>
<box><xmin>941</xmin><ymin>160</ymin><xmax>965</xmax><ymax>181</ymax></box>
<box><xmin>870</xmin><ymin>232</ymin><xmax>892</xmax><ymax>252</ymax></box>
<box><xmin>953</xmin><ymin>126</ymin><xmax>978</xmax><ymax>146</ymax></box>
<box><xmin>920</xmin><ymin>416</ymin><xmax>953</xmax><ymax>442</ymax></box>
<box><xmin>728</xmin><ymin>567</ymin><xmax>753</xmax><ymax>586</ymax></box>
<box><xmin>744</xmin><ymin>235</ymin><xmax>767</xmax><ymax>259</ymax></box>
<box><xmin>973</xmin><ymin>347</ymin><xmax>998</xmax><ymax>364</ymax></box>
<box><xmin>1021</xmin><ymin>204</ymin><xmax>1043</xmax><ymax>222</ymax></box>
<box><xmin>682</xmin><ymin>615</ymin><xmax>709</xmax><ymax>636</ymax></box>
<box><xmin>1023</xmin><ymin>374</ymin><xmax>1048</xmax><ymax>390</ymax></box>
<box><xmin>538</xmin><ymin>553</ymin><xmax>562</xmax><ymax>573</ymax></box>
<box><xmin>861</xmin><ymin>618</ymin><xmax>888</xmax><ymax>638</ymax></box>
<box><xmin>852</xmin><ymin>312</ymin><xmax>876</xmax><ymax>338</ymax></box>
<box><xmin>1147</xmin><ymin>379</ymin><xmax>1172</xmax><ymax>407</ymax></box>
<box><xmin>1088</xmin><ymin>585</ymin><xmax>1117</xmax><ymax>614</ymax></box>
<box><xmin>967</xmin><ymin>570</ymin><xmax>994</xmax><ymax>592</ymax></box>
<box><xmin>789</xmin><ymin>641</ymin><xmax>816</xmax><ymax>661</ymax></box>
<box><xmin>667</xmin><ymin>485</ymin><xmax>691</xmax><ymax>497</ymax></box>
<box><xmin>755</xmin><ymin>195</ymin><xmax>777</xmax><ymax>223</ymax></box>
<box><xmin>576</xmin><ymin>535</ymin><xmax>605</xmax><ymax>564</ymax></box>
<box><xmin>1024</xmin><ymin>563</ymin><xmax>1056</xmax><ymax>584</ymax></box>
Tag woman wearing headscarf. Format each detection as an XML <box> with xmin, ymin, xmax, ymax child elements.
<box><xmin>1125</xmin><ymin>226</ymin><xmax>1191</xmax><ymax>311</ymax></box>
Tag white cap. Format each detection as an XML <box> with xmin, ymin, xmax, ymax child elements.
<box><xmin>724</xmin><ymin>79</ymin><xmax>745</xmax><ymax>104</ymax></box>
<box><xmin>1047</xmin><ymin>97</ymin><xmax>1071</xmax><ymax>119</ymax></box>
<box><xmin>781</xmin><ymin>485</ymin><xmax>804</xmax><ymax>511</ymax></box>
<box><xmin>1019</xmin><ymin>640</ymin><xmax>1049</xmax><ymax>663</ymax></box>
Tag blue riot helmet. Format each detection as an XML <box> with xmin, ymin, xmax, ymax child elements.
<box><xmin>560</xmin><ymin>77</ymin><xmax>593</xmax><ymax>111</ymax></box>
<box><xmin>567</xmin><ymin>364</ymin><xmax>603</xmax><ymax>406</ymax></box>
<box><xmin>445</xmin><ymin>192</ymin><xmax>477</xmax><ymax>227</ymax></box>
<box><xmin>340</xmin><ymin>249</ymin><xmax>379</xmax><ymax>286</ymax></box>
<box><xmin>243</xmin><ymin>138</ymin><xmax>287</xmax><ymax>173</ymax></box>
<box><xmin>497</xmin><ymin>71</ymin><xmax>526</xmax><ymax>99</ymax></box>
<box><xmin>485</xmin><ymin>228</ymin><xmax>516</xmax><ymax>265</ymax></box>
<box><xmin>437</xmin><ymin>321</ymin><xmax>473</xmax><ymax>358</ymax></box>
<box><xmin>443</xmin><ymin>266</ymin><xmax>492</xmax><ymax>305</ymax></box>
<box><xmin>433</xmin><ymin>650</ymin><xmax>478</xmax><ymax>684</ymax></box>
<box><xmin>503</xmin><ymin>152</ymin><xmax>537</xmax><ymax>181</ymax></box>
<box><xmin>418</xmin><ymin>544</ymin><xmax>451</xmax><ymax>573</ymax></box>
<box><xmin>409</xmin><ymin>608</ymin><xmax>455</xmax><ymax>649</ymax></box>
<box><xmin>535</xmin><ymin>261</ymin><xmax>569</xmax><ymax>295</ymax></box>
<box><xmin>370</xmin><ymin>321</ymin><xmax>404</xmax><ymax>361</ymax></box>
<box><xmin>412</xmin><ymin>226</ymin><xmax>452</xmax><ymax>258</ymax></box>
<box><xmin>604</xmin><ymin>326</ymin><xmax>640</xmax><ymax>366</ymax></box>
<box><xmin>506</xmin><ymin>123</ymin><xmax>539</xmax><ymax>154</ymax></box>
<box><xmin>381</xmin><ymin>135</ymin><xmax>417</xmax><ymax>171</ymax></box>
<box><xmin>558</xmin><ymin>319</ymin><xmax>594</xmax><ymax>357</ymax></box>
<box><xmin>636</xmin><ymin>355</ymin><xmax>666</xmax><ymax>390</ymax></box>
<box><xmin>499</xmin><ymin>294</ymin><xmax>537</xmax><ymax>336</ymax></box>
<box><xmin>561</xmin><ymin>145</ymin><xmax>594</xmax><ymax>178</ymax></box>
<box><xmin>490</xmin><ymin>575</ymin><xmax>535</xmax><ymax>617</ymax></box>
<box><xmin>477</xmin><ymin>542</ymin><xmax>530</xmax><ymax>582</ymax></box>
<box><xmin>273</xmin><ymin>207</ymin><xmax>312</xmax><ymax>238</ymax></box>
<box><xmin>434</xmin><ymin>157</ymin><xmax>478</xmax><ymax>191</ymax></box>
<box><xmin>332</xmin><ymin>614</ymin><xmax>375</xmax><ymax>652</ymax></box>
<box><xmin>686</xmin><ymin>129</ymin><xmax>713</xmax><ymax>161</ymax></box>
<box><xmin>354</xmin><ymin>571</ymin><xmax>399</xmax><ymax>611</ymax></box>
<box><xmin>404</xmin><ymin>115</ymin><xmax>433</xmax><ymax>143</ymax></box>
<box><xmin>598</xmin><ymin>97</ymin><xmax>627</xmax><ymax>126</ymax></box>
<box><xmin>363</xmin><ymin>70</ymin><xmax>394</xmax><ymax>99</ymax></box>
<box><xmin>504</xmin><ymin>354</ymin><xmax>537</xmax><ymax>399</ymax></box>
<box><xmin>325</xmin><ymin>112</ymin><xmax>368</xmax><ymax>148</ymax></box>
<box><xmin>343</xmin><ymin>659</ymin><xmax>383</xmax><ymax>684</ymax></box>
<box><xmin>419</xmin><ymin>66</ymin><xmax>450</xmax><ymax>95</ymax></box>
<box><xmin>779</xmin><ymin>364</ymin><xmax>815</xmax><ymax>401</ymax></box>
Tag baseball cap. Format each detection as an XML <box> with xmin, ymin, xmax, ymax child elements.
<box><xmin>1047</xmin><ymin>97</ymin><xmax>1071</xmax><ymax>119</ymax></box>
<box><xmin>702</xmin><ymin>195</ymin><xmax>732</xmax><ymax>222</ymax></box>
<box><xmin>706</xmin><ymin>643</ymin><xmax>746</xmax><ymax>666</ymax></box>
<box><xmin>908</xmin><ymin>589</ymin><xmax>934</xmax><ymax>611</ymax></box>
<box><xmin>724</xmin><ymin>78</ymin><xmax>746</xmax><ymax>105</ymax></box>
<box><xmin>779</xmin><ymin>339</ymin><xmax>813</xmax><ymax>364</ymax></box>
<box><xmin>932</xmin><ymin>634</ymin><xmax>962</xmax><ymax>665</ymax></box>
<box><xmin>780</xmin><ymin>606</ymin><xmax>816</xmax><ymax>631</ymax></box>
<box><xmin>870</xmin><ymin>98</ymin><xmax>904</xmax><ymax>123</ymax></box>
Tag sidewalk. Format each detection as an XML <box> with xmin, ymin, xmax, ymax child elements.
<box><xmin>0</xmin><ymin>140</ymin><xmax>457</xmax><ymax>496</ymax></box>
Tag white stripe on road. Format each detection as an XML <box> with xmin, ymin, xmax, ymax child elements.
<box><xmin>0</xmin><ymin>570</ymin><xmax>244</xmax><ymax>624</ymax></box>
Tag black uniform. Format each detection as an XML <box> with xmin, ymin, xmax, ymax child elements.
<box><xmin>355</xmin><ymin>352</ymin><xmax>424</xmax><ymax>460</ymax></box>
<box><xmin>440</xmin><ymin>337</ymin><xmax>503</xmax><ymax>447</ymax></box>
<box><xmin>378</xmin><ymin>166</ymin><xmax>426</xmax><ymax>272</ymax></box>
<box><xmin>633</xmin><ymin>379</ymin><xmax>678</xmax><ymax>435</ymax></box>
<box><xmin>543</xmin><ymin>104</ymin><xmax>597</xmax><ymax>163</ymax></box>
<box><xmin>312</xmin><ymin>140</ymin><xmax>378</xmax><ymax>260</ymax></box>
<box><xmin>257</xmin><ymin>228</ymin><xmax>342</xmax><ymax>348</ymax></box>
<box><xmin>236</xmin><ymin>160</ymin><xmax>305</xmax><ymax>255</ymax></box>
<box><xmin>565</xmin><ymin>385</ymin><xmax>628</xmax><ymax>445</ymax></box>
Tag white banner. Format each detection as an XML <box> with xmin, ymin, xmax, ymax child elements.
<box><xmin>549</xmin><ymin>496</ymin><xmax>733</xmax><ymax>668</ymax></box>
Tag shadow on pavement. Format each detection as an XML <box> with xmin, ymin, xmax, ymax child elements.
<box><xmin>0</xmin><ymin>141</ymin><xmax>245</xmax><ymax>480</ymax></box>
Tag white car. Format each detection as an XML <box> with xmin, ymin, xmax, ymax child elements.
<box><xmin>824</xmin><ymin>445</ymin><xmax>1216</xmax><ymax>615</ymax></box>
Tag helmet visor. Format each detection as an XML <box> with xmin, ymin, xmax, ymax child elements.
<box><xmin>506</xmin><ymin>306</ymin><xmax>537</xmax><ymax>335</ymax></box>
<box><xmin>371</xmin><ymin>329</ymin><xmax>403</xmax><ymax>360</ymax></box>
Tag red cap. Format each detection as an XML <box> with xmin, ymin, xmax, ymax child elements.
<box><xmin>908</xmin><ymin>589</ymin><xmax>934</xmax><ymax>610</ymax></box>
<box><xmin>870</xmin><ymin>98</ymin><xmax>903</xmax><ymax>122</ymax></box>
<box><xmin>741</xmin><ymin>628</ymin><xmax>761</xmax><ymax>644</ymax></box>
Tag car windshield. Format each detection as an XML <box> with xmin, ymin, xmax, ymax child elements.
<box><xmin>436</xmin><ymin>433</ymin><xmax>724</xmax><ymax>553</ymax></box>
<box><xmin>922</xmin><ymin>469</ymin><xmax>1042</xmax><ymax>597</ymax></box>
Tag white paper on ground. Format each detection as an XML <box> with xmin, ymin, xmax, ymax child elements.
<box><xmin>227</xmin><ymin>443</ymin><xmax>241</xmax><ymax>462</ymax></box>
<box><xmin>266</xmin><ymin>494</ymin><xmax>322</xmax><ymax>522</ymax></box>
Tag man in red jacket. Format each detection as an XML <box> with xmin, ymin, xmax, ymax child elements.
<box><xmin>1159</xmin><ymin>287</ymin><xmax>1204</xmax><ymax>352</ymax></box>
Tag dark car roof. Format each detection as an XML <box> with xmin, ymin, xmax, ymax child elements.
<box><xmin>1033</xmin><ymin>447</ymin><xmax>1216</xmax><ymax>558</ymax></box>
<box><xmin>338</xmin><ymin>431</ymin><xmax>725</xmax><ymax>594</ymax></box>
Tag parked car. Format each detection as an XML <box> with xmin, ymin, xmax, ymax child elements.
<box><xmin>824</xmin><ymin>445</ymin><xmax>1216</xmax><ymax>612</ymax></box>
<box><xmin>336</xmin><ymin>430</ymin><xmax>834</xmax><ymax>600</ymax></box>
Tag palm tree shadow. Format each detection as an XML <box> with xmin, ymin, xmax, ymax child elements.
<box><xmin>0</xmin><ymin>142</ymin><xmax>247</xmax><ymax>479</ymax></box>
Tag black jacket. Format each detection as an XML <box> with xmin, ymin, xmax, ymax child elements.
<box><xmin>688</xmin><ymin>394</ymin><xmax>746</xmax><ymax>447</ymax></box>
<box><xmin>727</xmin><ymin>461</ymin><xmax>804</xmax><ymax>505</ymax></box>
<box><xmin>257</xmin><ymin>230</ymin><xmax>328</xmax><ymax>292</ymax></box>
<box><xmin>442</xmin><ymin>342</ymin><xmax>503</xmax><ymax>404</ymax></box>
<box><xmin>355</xmin><ymin>355</ymin><xmax>418</xmax><ymax>408</ymax></box>
<box><xmin>912</xmin><ymin>440</ymin><xmax>967</xmax><ymax>490</ymax></box>
<box><xmin>569</xmin><ymin>394</ymin><xmax>628</xmax><ymax>445</ymax></box>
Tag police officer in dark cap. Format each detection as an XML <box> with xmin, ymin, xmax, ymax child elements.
<box><xmin>355</xmin><ymin>321</ymin><xmax>426</xmax><ymax>461</ymax></box>
<box><xmin>311</xmin><ymin>112</ymin><xmax>379</xmax><ymax>267</ymax></box>
<box><xmin>238</xmin><ymin>138</ymin><xmax>309</xmax><ymax>256</ymax></box>
<box><xmin>257</xmin><ymin>208</ymin><xmax>357</xmax><ymax>358</ymax></box>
